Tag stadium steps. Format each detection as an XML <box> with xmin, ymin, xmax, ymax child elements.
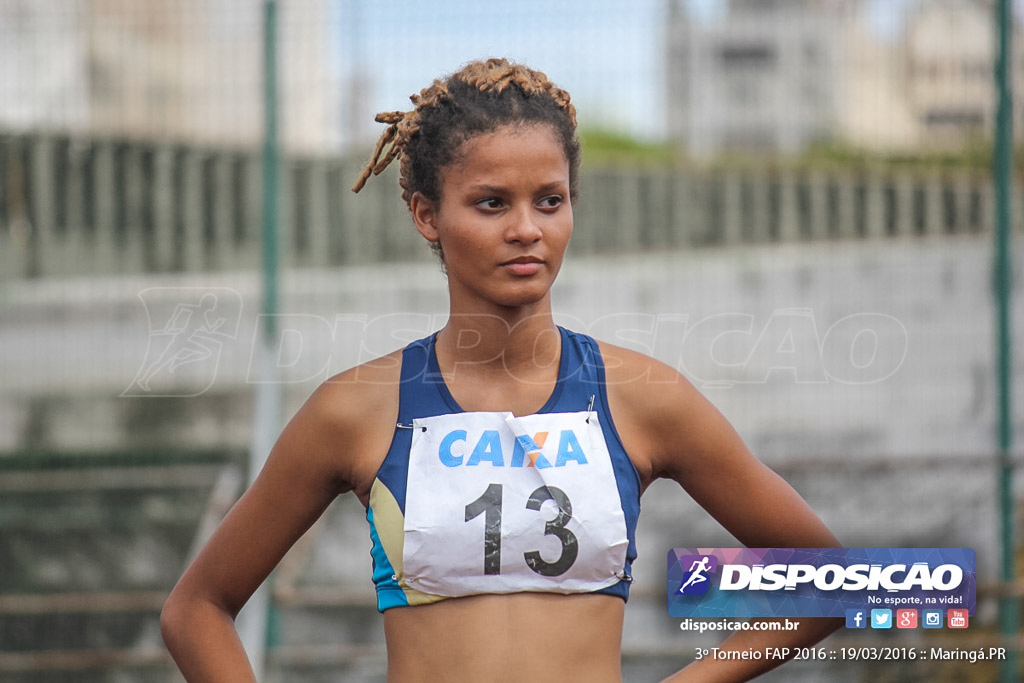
<box><xmin>0</xmin><ymin>450</ymin><xmax>239</xmax><ymax>682</ymax></box>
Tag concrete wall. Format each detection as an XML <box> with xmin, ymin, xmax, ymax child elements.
<box><xmin>3</xmin><ymin>234</ymin><xmax>1018</xmax><ymax>456</ymax></box>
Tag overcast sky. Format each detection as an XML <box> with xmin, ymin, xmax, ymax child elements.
<box><xmin>335</xmin><ymin>0</ymin><xmax>925</xmax><ymax>141</ymax></box>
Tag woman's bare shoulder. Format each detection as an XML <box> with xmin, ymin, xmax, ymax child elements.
<box><xmin>316</xmin><ymin>348</ymin><xmax>404</xmax><ymax>417</ymax></box>
<box><xmin>596</xmin><ymin>340</ymin><xmax>687</xmax><ymax>387</ymax></box>
<box><xmin>279</xmin><ymin>349</ymin><xmax>404</xmax><ymax>498</ymax></box>
<box><xmin>595</xmin><ymin>340</ymin><xmax>729</xmax><ymax>486</ymax></box>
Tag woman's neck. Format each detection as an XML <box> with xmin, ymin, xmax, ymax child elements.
<box><xmin>436</xmin><ymin>307</ymin><xmax>560</xmax><ymax>373</ymax></box>
<box><xmin>432</xmin><ymin>305</ymin><xmax>562</xmax><ymax>414</ymax></box>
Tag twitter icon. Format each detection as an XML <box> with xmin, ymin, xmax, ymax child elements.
<box><xmin>870</xmin><ymin>609</ymin><xmax>893</xmax><ymax>629</ymax></box>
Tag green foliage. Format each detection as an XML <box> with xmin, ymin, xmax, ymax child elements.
<box><xmin>796</xmin><ymin>138</ymin><xmax>1024</xmax><ymax>175</ymax></box>
<box><xmin>579</xmin><ymin>127</ymin><xmax>1024</xmax><ymax>174</ymax></box>
<box><xmin>579</xmin><ymin>128</ymin><xmax>677</xmax><ymax>166</ymax></box>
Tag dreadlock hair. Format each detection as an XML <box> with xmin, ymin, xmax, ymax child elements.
<box><xmin>351</xmin><ymin>58</ymin><xmax>581</xmax><ymax>208</ymax></box>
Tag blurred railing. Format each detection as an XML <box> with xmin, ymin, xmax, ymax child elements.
<box><xmin>1</xmin><ymin>132</ymin><xmax>1021</xmax><ymax>281</ymax></box>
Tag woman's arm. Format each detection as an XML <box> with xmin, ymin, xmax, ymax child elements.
<box><xmin>600</xmin><ymin>343</ymin><xmax>843</xmax><ymax>682</ymax></box>
<box><xmin>160</xmin><ymin>358</ymin><xmax>399</xmax><ymax>681</ymax></box>
<box><xmin>651</xmin><ymin>414</ymin><xmax>843</xmax><ymax>683</ymax></box>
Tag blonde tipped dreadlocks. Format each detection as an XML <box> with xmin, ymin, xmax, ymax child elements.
<box><xmin>351</xmin><ymin>58</ymin><xmax>580</xmax><ymax>208</ymax></box>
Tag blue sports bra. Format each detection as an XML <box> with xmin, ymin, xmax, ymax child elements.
<box><xmin>365</xmin><ymin>327</ymin><xmax>641</xmax><ymax>612</ymax></box>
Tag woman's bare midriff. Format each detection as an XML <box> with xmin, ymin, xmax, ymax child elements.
<box><xmin>382</xmin><ymin>592</ymin><xmax>626</xmax><ymax>683</ymax></box>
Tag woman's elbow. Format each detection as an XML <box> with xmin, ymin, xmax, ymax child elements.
<box><xmin>160</xmin><ymin>586</ymin><xmax>189</xmax><ymax>649</ymax></box>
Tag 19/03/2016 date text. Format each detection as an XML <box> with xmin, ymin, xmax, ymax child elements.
<box><xmin>695</xmin><ymin>647</ymin><xmax>1008</xmax><ymax>663</ymax></box>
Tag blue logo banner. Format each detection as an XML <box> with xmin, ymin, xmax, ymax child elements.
<box><xmin>667</xmin><ymin>548</ymin><xmax>976</xmax><ymax>618</ymax></box>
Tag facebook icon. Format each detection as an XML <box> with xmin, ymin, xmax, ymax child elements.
<box><xmin>846</xmin><ymin>609</ymin><xmax>867</xmax><ymax>629</ymax></box>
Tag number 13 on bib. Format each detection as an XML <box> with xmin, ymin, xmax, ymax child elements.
<box><xmin>402</xmin><ymin>411</ymin><xmax>629</xmax><ymax>597</ymax></box>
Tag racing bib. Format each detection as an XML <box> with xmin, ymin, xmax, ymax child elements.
<box><xmin>402</xmin><ymin>411</ymin><xmax>629</xmax><ymax>597</ymax></box>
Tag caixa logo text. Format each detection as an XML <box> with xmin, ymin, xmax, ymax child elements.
<box><xmin>719</xmin><ymin>562</ymin><xmax>964</xmax><ymax>592</ymax></box>
<box><xmin>438</xmin><ymin>429</ymin><xmax>588</xmax><ymax>469</ymax></box>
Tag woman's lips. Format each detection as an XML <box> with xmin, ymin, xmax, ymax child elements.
<box><xmin>502</xmin><ymin>257</ymin><xmax>543</xmax><ymax>276</ymax></box>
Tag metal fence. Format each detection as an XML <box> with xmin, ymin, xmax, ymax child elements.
<box><xmin>2</xmin><ymin>1</ymin><xmax>1022</xmax><ymax>681</ymax></box>
<box><xmin>2</xmin><ymin>132</ymin><xmax>1021</xmax><ymax>281</ymax></box>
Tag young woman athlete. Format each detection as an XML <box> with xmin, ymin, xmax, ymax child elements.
<box><xmin>161</xmin><ymin>57</ymin><xmax>841</xmax><ymax>682</ymax></box>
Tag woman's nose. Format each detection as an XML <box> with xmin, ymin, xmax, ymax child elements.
<box><xmin>504</xmin><ymin>206</ymin><xmax>543</xmax><ymax>243</ymax></box>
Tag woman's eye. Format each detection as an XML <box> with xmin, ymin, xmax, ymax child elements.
<box><xmin>477</xmin><ymin>198</ymin><xmax>503</xmax><ymax>210</ymax></box>
<box><xmin>538</xmin><ymin>195</ymin><xmax>564</xmax><ymax>209</ymax></box>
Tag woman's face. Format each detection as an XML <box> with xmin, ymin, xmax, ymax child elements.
<box><xmin>411</xmin><ymin>123</ymin><xmax>573</xmax><ymax>314</ymax></box>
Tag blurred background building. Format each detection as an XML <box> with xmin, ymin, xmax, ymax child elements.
<box><xmin>665</xmin><ymin>0</ymin><xmax>1024</xmax><ymax>155</ymax></box>
<box><xmin>666</xmin><ymin>0</ymin><xmax>844</xmax><ymax>155</ymax></box>
<box><xmin>5</xmin><ymin>0</ymin><xmax>1022</xmax><ymax>155</ymax></box>
<box><xmin>1</xmin><ymin>1</ymin><xmax>1022</xmax><ymax>682</ymax></box>
<box><xmin>0</xmin><ymin>0</ymin><xmax>351</xmax><ymax>152</ymax></box>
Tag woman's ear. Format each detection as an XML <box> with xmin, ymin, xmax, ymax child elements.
<box><xmin>410</xmin><ymin>192</ymin><xmax>441</xmax><ymax>244</ymax></box>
